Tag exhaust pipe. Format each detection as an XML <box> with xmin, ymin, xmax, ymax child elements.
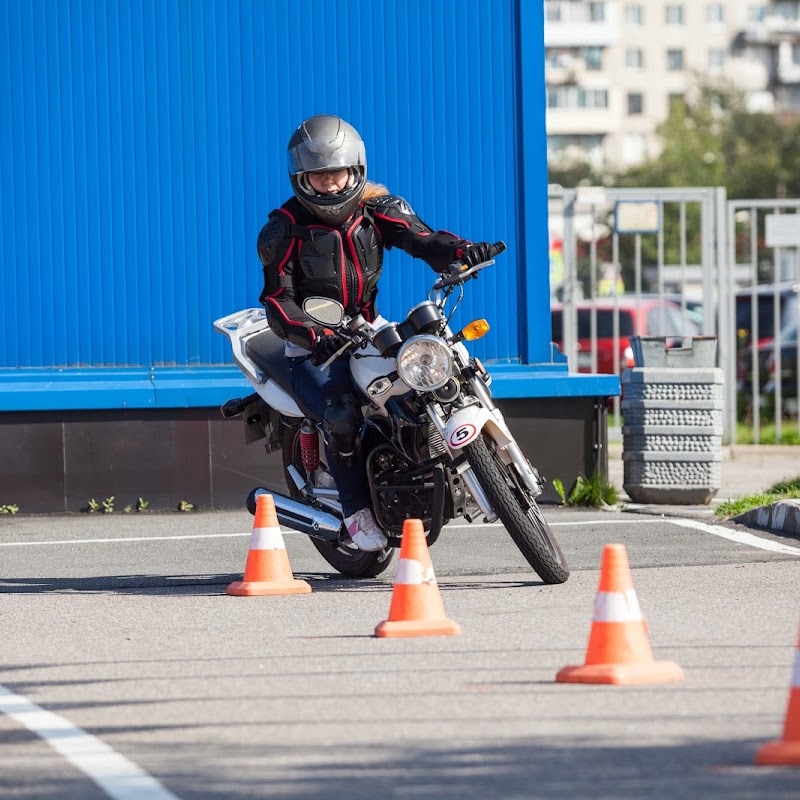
<box><xmin>246</xmin><ymin>487</ymin><xmax>342</xmax><ymax>542</ymax></box>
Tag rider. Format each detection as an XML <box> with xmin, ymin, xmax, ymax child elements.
<box><xmin>257</xmin><ymin>114</ymin><xmax>494</xmax><ymax>552</ymax></box>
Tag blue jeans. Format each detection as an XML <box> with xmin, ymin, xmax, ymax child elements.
<box><xmin>288</xmin><ymin>356</ymin><xmax>370</xmax><ymax>517</ymax></box>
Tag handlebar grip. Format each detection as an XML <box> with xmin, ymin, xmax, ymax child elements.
<box><xmin>491</xmin><ymin>240</ymin><xmax>507</xmax><ymax>256</ymax></box>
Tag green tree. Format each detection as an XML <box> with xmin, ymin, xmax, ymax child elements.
<box><xmin>617</xmin><ymin>78</ymin><xmax>800</xmax><ymax>199</ymax></box>
<box><xmin>548</xmin><ymin>78</ymin><xmax>800</xmax><ymax>290</ymax></box>
<box><xmin>613</xmin><ymin>79</ymin><xmax>800</xmax><ymax>269</ymax></box>
<box><xmin>548</xmin><ymin>159</ymin><xmax>605</xmax><ymax>191</ymax></box>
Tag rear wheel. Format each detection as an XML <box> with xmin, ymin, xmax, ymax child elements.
<box><xmin>464</xmin><ymin>434</ymin><xmax>569</xmax><ymax>584</ymax></box>
<box><xmin>281</xmin><ymin>424</ymin><xmax>394</xmax><ymax>579</ymax></box>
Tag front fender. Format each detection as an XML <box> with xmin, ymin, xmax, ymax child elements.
<box><xmin>443</xmin><ymin>406</ymin><xmax>513</xmax><ymax>450</ymax></box>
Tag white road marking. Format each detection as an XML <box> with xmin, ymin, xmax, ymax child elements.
<box><xmin>666</xmin><ymin>517</ymin><xmax>800</xmax><ymax>555</ymax></box>
<box><xmin>446</xmin><ymin>518</ymin><xmax>660</xmax><ymax>530</ymax></box>
<box><xmin>546</xmin><ymin>518</ymin><xmax>664</xmax><ymax>527</ymax></box>
<box><xmin>1</xmin><ymin>516</ymin><xmax>797</xmax><ymax>556</ymax></box>
<box><xmin>0</xmin><ymin>519</ymin><xmax>643</xmax><ymax>547</ymax></box>
<box><xmin>450</xmin><ymin>516</ymin><xmax>800</xmax><ymax>555</ymax></box>
<box><xmin>0</xmin><ymin>531</ymin><xmax>304</xmax><ymax>547</ymax></box>
<box><xmin>0</xmin><ymin>685</ymin><xmax>180</xmax><ymax>799</ymax></box>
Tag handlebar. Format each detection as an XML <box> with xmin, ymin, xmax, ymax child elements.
<box><xmin>319</xmin><ymin>339</ymin><xmax>353</xmax><ymax>371</ymax></box>
<box><xmin>432</xmin><ymin>240</ymin><xmax>507</xmax><ymax>291</ymax></box>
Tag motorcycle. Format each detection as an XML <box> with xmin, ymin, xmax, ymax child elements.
<box><xmin>213</xmin><ymin>242</ymin><xmax>569</xmax><ymax>584</ymax></box>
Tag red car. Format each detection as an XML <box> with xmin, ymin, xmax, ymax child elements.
<box><xmin>551</xmin><ymin>298</ymin><xmax>700</xmax><ymax>374</ymax></box>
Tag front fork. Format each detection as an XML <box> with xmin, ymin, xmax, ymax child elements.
<box><xmin>426</xmin><ymin>401</ymin><xmax>498</xmax><ymax>523</ymax></box>
<box><xmin>467</xmin><ymin>373</ymin><xmax>544</xmax><ymax>498</ymax></box>
<box><xmin>425</xmin><ymin>374</ymin><xmax>543</xmax><ymax>522</ymax></box>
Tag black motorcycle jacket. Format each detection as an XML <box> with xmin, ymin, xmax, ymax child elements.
<box><xmin>257</xmin><ymin>193</ymin><xmax>474</xmax><ymax>350</ymax></box>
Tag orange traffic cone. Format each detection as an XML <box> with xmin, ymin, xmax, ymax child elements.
<box><xmin>556</xmin><ymin>543</ymin><xmax>684</xmax><ymax>685</ymax></box>
<box><xmin>375</xmin><ymin>518</ymin><xmax>461</xmax><ymax>638</ymax></box>
<box><xmin>227</xmin><ymin>493</ymin><xmax>312</xmax><ymax>596</ymax></box>
<box><xmin>756</xmin><ymin>623</ymin><xmax>800</xmax><ymax>765</ymax></box>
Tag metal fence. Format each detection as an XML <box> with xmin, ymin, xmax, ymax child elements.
<box><xmin>727</xmin><ymin>200</ymin><xmax>800</xmax><ymax>444</ymax></box>
<box><xmin>550</xmin><ymin>186</ymin><xmax>800</xmax><ymax>444</ymax></box>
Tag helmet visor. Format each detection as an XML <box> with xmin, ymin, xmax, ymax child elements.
<box><xmin>287</xmin><ymin>136</ymin><xmax>366</xmax><ymax>175</ymax></box>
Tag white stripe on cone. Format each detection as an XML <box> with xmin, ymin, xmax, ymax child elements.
<box><xmin>394</xmin><ymin>558</ymin><xmax>436</xmax><ymax>586</ymax></box>
<box><xmin>593</xmin><ymin>589</ymin><xmax>643</xmax><ymax>623</ymax></box>
<box><xmin>250</xmin><ymin>526</ymin><xmax>286</xmax><ymax>551</ymax></box>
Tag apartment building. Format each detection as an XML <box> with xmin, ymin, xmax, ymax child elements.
<box><xmin>545</xmin><ymin>0</ymin><xmax>800</xmax><ymax>170</ymax></box>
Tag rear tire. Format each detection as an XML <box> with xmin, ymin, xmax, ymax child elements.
<box><xmin>281</xmin><ymin>424</ymin><xmax>394</xmax><ymax>579</ymax></box>
<box><xmin>464</xmin><ymin>434</ymin><xmax>569</xmax><ymax>584</ymax></box>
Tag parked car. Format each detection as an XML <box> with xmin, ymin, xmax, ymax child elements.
<box><xmin>551</xmin><ymin>297</ymin><xmax>700</xmax><ymax>374</ymax></box>
<box><xmin>735</xmin><ymin>282</ymin><xmax>799</xmax><ymax>349</ymax></box>
<box><xmin>739</xmin><ymin>318</ymin><xmax>799</xmax><ymax>416</ymax></box>
<box><xmin>663</xmin><ymin>294</ymin><xmax>705</xmax><ymax>331</ymax></box>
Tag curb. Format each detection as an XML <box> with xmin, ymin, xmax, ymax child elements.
<box><xmin>733</xmin><ymin>500</ymin><xmax>800</xmax><ymax>538</ymax></box>
<box><xmin>619</xmin><ymin>503</ymin><xmax>715</xmax><ymax>519</ymax></box>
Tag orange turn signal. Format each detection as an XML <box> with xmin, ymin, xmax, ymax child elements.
<box><xmin>461</xmin><ymin>319</ymin><xmax>490</xmax><ymax>341</ymax></box>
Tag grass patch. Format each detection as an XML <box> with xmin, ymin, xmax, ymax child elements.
<box><xmin>553</xmin><ymin>471</ymin><xmax>619</xmax><ymax>509</ymax></box>
<box><xmin>736</xmin><ymin>421</ymin><xmax>800</xmax><ymax>445</ymax></box>
<box><xmin>715</xmin><ymin>476</ymin><xmax>800</xmax><ymax>520</ymax></box>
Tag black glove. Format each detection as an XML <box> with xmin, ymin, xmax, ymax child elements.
<box><xmin>457</xmin><ymin>241</ymin><xmax>495</xmax><ymax>268</ymax></box>
<box><xmin>311</xmin><ymin>329</ymin><xmax>347</xmax><ymax>366</ymax></box>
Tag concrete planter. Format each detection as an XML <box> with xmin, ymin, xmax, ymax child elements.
<box><xmin>621</xmin><ymin>338</ymin><xmax>724</xmax><ymax>505</ymax></box>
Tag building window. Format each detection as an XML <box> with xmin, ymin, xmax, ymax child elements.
<box><xmin>775</xmin><ymin>2</ymin><xmax>800</xmax><ymax>22</ymax></box>
<box><xmin>780</xmin><ymin>84</ymin><xmax>800</xmax><ymax>109</ymax></box>
<box><xmin>582</xmin><ymin>46</ymin><xmax>603</xmax><ymax>70</ymax></box>
<box><xmin>747</xmin><ymin>5</ymin><xmax>766</xmax><ymax>22</ymax></box>
<box><xmin>547</xmin><ymin>86</ymin><xmax>609</xmax><ymax>110</ymax></box>
<box><xmin>667</xmin><ymin>48</ymin><xmax>685</xmax><ymax>71</ymax></box>
<box><xmin>624</xmin><ymin>4</ymin><xmax>643</xmax><ymax>25</ymax></box>
<box><xmin>545</xmin><ymin>1</ymin><xmax>561</xmax><ymax>22</ymax></box>
<box><xmin>706</xmin><ymin>3</ymin><xmax>725</xmax><ymax>23</ymax></box>
<box><xmin>547</xmin><ymin>134</ymin><xmax>605</xmax><ymax>163</ymax></box>
<box><xmin>708</xmin><ymin>48</ymin><xmax>726</xmax><ymax>69</ymax></box>
<box><xmin>665</xmin><ymin>4</ymin><xmax>685</xmax><ymax>24</ymax></box>
<box><xmin>546</xmin><ymin>48</ymin><xmax>575</xmax><ymax>68</ymax></box>
<box><xmin>588</xmin><ymin>2</ymin><xmax>606</xmax><ymax>22</ymax></box>
<box><xmin>627</xmin><ymin>92</ymin><xmax>644</xmax><ymax>115</ymax></box>
<box><xmin>625</xmin><ymin>48</ymin><xmax>644</xmax><ymax>69</ymax></box>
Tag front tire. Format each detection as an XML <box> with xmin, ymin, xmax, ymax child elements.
<box><xmin>464</xmin><ymin>434</ymin><xmax>569</xmax><ymax>584</ymax></box>
<box><xmin>281</xmin><ymin>424</ymin><xmax>395</xmax><ymax>579</ymax></box>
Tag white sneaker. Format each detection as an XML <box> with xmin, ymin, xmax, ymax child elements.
<box><xmin>315</xmin><ymin>470</ymin><xmax>337</xmax><ymax>489</ymax></box>
<box><xmin>344</xmin><ymin>508</ymin><xmax>388</xmax><ymax>552</ymax></box>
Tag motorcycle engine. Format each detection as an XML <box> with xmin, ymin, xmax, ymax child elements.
<box><xmin>366</xmin><ymin>444</ymin><xmax>446</xmax><ymax>535</ymax></box>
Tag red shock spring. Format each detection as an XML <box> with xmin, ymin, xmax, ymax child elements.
<box><xmin>300</xmin><ymin>424</ymin><xmax>320</xmax><ymax>472</ymax></box>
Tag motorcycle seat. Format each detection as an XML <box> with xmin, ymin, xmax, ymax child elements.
<box><xmin>245</xmin><ymin>329</ymin><xmax>317</xmax><ymax>419</ymax></box>
<box><xmin>245</xmin><ymin>328</ymin><xmax>296</xmax><ymax>392</ymax></box>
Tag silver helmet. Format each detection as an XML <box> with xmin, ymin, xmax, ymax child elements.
<box><xmin>287</xmin><ymin>115</ymin><xmax>367</xmax><ymax>225</ymax></box>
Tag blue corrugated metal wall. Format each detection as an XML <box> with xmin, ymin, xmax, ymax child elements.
<box><xmin>1</xmin><ymin>0</ymin><xmax>564</xmax><ymax>408</ymax></box>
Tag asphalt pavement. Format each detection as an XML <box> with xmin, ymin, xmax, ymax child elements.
<box><xmin>1</xmin><ymin>508</ymin><xmax>799</xmax><ymax>799</ymax></box>
<box><xmin>0</xmin><ymin>446</ymin><xmax>799</xmax><ymax>798</ymax></box>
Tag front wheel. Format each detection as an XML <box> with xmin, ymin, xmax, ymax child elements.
<box><xmin>464</xmin><ymin>434</ymin><xmax>569</xmax><ymax>584</ymax></box>
<box><xmin>281</xmin><ymin>424</ymin><xmax>395</xmax><ymax>579</ymax></box>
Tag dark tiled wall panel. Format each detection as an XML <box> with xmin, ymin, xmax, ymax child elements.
<box><xmin>0</xmin><ymin>410</ymin><xmax>285</xmax><ymax>513</ymax></box>
<box><xmin>0</xmin><ymin>400</ymin><xmax>603</xmax><ymax>512</ymax></box>
<box><xmin>0</xmin><ymin>413</ymin><xmax>66</xmax><ymax>510</ymax></box>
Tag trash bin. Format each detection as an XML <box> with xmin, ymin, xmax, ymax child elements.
<box><xmin>622</xmin><ymin>336</ymin><xmax>723</xmax><ymax>505</ymax></box>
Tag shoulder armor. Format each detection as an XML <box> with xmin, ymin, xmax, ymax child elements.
<box><xmin>258</xmin><ymin>211</ymin><xmax>290</xmax><ymax>250</ymax></box>
<box><xmin>365</xmin><ymin>194</ymin><xmax>417</xmax><ymax>218</ymax></box>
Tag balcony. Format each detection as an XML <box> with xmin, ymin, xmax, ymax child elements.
<box><xmin>544</xmin><ymin>2</ymin><xmax>618</xmax><ymax>47</ymax></box>
<box><xmin>547</xmin><ymin>108</ymin><xmax>616</xmax><ymax>136</ymax></box>
<box><xmin>778</xmin><ymin>40</ymin><xmax>800</xmax><ymax>83</ymax></box>
<box><xmin>740</xmin><ymin>8</ymin><xmax>800</xmax><ymax>44</ymax></box>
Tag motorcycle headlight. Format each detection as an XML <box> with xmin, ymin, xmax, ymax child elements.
<box><xmin>396</xmin><ymin>335</ymin><xmax>453</xmax><ymax>391</ymax></box>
